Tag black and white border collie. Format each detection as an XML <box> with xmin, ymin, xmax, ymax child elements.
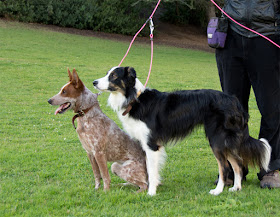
<box><xmin>93</xmin><ymin>66</ymin><xmax>271</xmax><ymax>196</ymax></box>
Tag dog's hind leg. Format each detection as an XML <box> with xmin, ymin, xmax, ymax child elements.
<box><xmin>227</xmin><ymin>155</ymin><xmax>242</xmax><ymax>192</ymax></box>
<box><xmin>111</xmin><ymin>161</ymin><xmax>148</xmax><ymax>192</ymax></box>
<box><xmin>209</xmin><ymin>158</ymin><xmax>225</xmax><ymax>195</ymax></box>
<box><xmin>87</xmin><ymin>153</ymin><xmax>101</xmax><ymax>190</ymax></box>
<box><xmin>209</xmin><ymin>149</ymin><xmax>230</xmax><ymax>195</ymax></box>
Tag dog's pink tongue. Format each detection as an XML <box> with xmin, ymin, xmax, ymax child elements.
<box><xmin>54</xmin><ymin>104</ymin><xmax>66</xmax><ymax>115</ymax></box>
<box><xmin>54</xmin><ymin>102</ymin><xmax>71</xmax><ymax>115</ymax></box>
<box><xmin>55</xmin><ymin>106</ymin><xmax>63</xmax><ymax>115</ymax></box>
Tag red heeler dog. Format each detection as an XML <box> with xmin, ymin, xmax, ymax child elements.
<box><xmin>48</xmin><ymin>69</ymin><xmax>147</xmax><ymax>192</ymax></box>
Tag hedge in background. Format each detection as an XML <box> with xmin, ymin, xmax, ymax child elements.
<box><xmin>0</xmin><ymin>0</ymin><xmax>150</xmax><ymax>35</ymax></box>
<box><xmin>160</xmin><ymin>1</ymin><xmax>208</xmax><ymax>28</ymax></box>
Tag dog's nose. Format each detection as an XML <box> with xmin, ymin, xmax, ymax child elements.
<box><xmin>93</xmin><ymin>80</ymin><xmax>98</xmax><ymax>87</ymax></box>
<box><xmin>48</xmin><ymin>99</ymin><xmax>53</xmax><ymax>104</ymax></box>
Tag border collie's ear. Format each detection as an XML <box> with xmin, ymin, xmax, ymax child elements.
<box><xmin>125</xmin><ymin>67</ymin><xmax>136</xmax><ymax>79</ymax></box>
<box><xmin>68</xmin><ymin>68</ymin><xmax>72</xmax><ymax>82</ymax></box>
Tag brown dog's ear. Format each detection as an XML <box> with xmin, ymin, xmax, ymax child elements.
<box><xmin>72</xmin><ymin>69</ymin><xmax>79</xmax><ymax>84</ymax></box>
<box><xmin>67</xmin><ymin>68</ymin><xmax>72</xmax><ymax>82</ymax></box>
<box><xmin>72</xmin><ymin>69</ymin><xmax>84</xmax><ymax>90</ymax></box>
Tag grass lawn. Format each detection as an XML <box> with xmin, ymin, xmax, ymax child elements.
<box><xmin>0</xmin><ymin>19</ymin><xmax>279</xmax><ymax>216</ymax></box>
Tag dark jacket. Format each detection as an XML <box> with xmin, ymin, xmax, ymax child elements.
<box><xmin>224</xmin><ymin>0</ymin><xmax>279</xmax><ymax>37</ymax></box>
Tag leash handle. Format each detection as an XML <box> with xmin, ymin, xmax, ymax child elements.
<box><xmin>210</xmin><ymin>0</ymin><xmax>280</xmax><ymax>48</ymax></box>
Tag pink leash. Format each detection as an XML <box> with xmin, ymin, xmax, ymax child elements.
<box><xmin>210</xmin><ymin>0</ymin><xmax>280</xmax><ymax>48</ymax></box>
<box><xmin>145</xmin><ymin>20</ymin><xmax>154</xmax><ymax>87</ymax></box>
<box><xmin>118</xmin><ymin>0</ymin><xmax>161</xmax><ymax>88</ymax></box>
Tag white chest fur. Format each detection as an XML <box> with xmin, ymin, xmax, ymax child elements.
<box><xmin>108</xmin><ymin>92</ymin><xmax>150</xmax><ymax>152</ymax></box>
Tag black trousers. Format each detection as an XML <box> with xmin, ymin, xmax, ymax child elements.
<box><xmin>216</xmin><ymin>29</ymin><xmax>280</xmax><ymax>180</ymax></box>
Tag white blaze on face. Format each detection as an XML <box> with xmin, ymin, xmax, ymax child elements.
<box><xmin>94</xmin><ymin>66</ymin><xmax>118</xmax><ymax>91</ymax></box>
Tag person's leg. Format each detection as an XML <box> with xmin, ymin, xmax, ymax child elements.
<box><xmin>247</xmin><ymin>34</ymin><xmax>280</xmax><ymax>187</ymax></box>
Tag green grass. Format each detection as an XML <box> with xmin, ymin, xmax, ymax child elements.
<box><xmin>0</xmin><ymin>19</ymin><xmax>279</xmax><ymax>216</ymax></box>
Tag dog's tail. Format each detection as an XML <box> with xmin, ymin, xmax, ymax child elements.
<box><xmin>241</xmin><ymin>137</ymin><xmax>271</xmax><ymax>171</ymax></box>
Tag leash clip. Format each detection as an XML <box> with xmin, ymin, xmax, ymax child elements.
<box><xmin>149</xmin><ymin>18</ymin><xmax>154</xmax><ymax>40</ymax></box>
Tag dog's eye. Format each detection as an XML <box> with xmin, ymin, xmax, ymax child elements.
<box><xmin>109</xmin><ymin>73</ymin><xmax>117</xmax><ymax>80</ymax></box>
<box><xmin>62</xmin><ymin>90</ymin><xmax>66</xmax><ymax>94</ymax></box>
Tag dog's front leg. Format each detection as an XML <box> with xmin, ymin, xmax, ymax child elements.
<box><xmin>145</xmin><ymin>146</ymin><xmax>166</xmax><ymax>196</ymax></box>
<box><xmin>87</xmin><ymin>153</ymin><xmax>102</xmax><ymax>190</ymax></box>
<box><xmin>94</xmin><ymin>152</ymin><xmax>111</xmax><ymax>191</ymax></box>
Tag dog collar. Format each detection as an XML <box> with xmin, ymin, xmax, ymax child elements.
<box><xmin>72</xmin><ymin>106</ymin><xmax>92</xmax><ymax>129</ymax></box>
<box><xmin>122</xmin><ymin>100</ymin><xmax>136</xmax><ymax>116</ymax></box>
<box><xmin>122</xmin><ymin>90</ymin><xmax>142</xmax><ymax>116</ymax></box>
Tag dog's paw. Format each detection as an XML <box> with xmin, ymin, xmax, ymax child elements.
<box><xmin>103</xmin><ymin>184</ymin><xmax>110</xmax><ymax>192</ymax></box>
<box><xmin>94</xmin><ymin>181</ymin><xmax>101</xmax><ymax>190</ymax></box>
<box><xmin>137</xmin><ymin>188</ymin><xmax>147</xmax><ymax>193</ymax></box>
<box><xmin>147</xmin><ymin>184</ymin><xmax>158</xmax><ymax>196</ymax></box>
<box><xmin>148</xmin><ymin>189</ymin><xmax>157</xmax><ymax>196</ymax></box>
<box><xmin>209</xmin><ymin>189</ymin><xmax>223</xmax><ymax>196</ymax></box>
<box><xmin>229</xmin><ymin>186</ymin><xmax>241</xmax><ymax>192</ymax></box>
<box><xmin>103</xmin><ymin>188</ymin><xmax>110</xmax><ymax>192</ymax></box>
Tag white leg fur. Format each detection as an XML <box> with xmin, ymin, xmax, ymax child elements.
<box><xmin>146</xmin><ymin>149</ymin><xmax>160</xmax><ymax>196</ymax></box>
<box><xmin>145</xmin><ymin>146</ymin><xmax>166</xmax><ymax>196</ymax></box>
<box><xmin>229</xmin><ymin>173</ymin><xmax>242</xmax><ymax>192</ymax></box>
<box><xmin>227</xmin><ymin>156</ymin><xmax>242</xmax><ymax>192</ymax></box>
<box><xmin>210</xmin><ymin>175</ymin><xmax>225</xmax><ymax>196</ymax></box>
<box><xmin>209</xmin><ymin>159</ymin><xmax>225</xmax><ymax>196</ymax></box>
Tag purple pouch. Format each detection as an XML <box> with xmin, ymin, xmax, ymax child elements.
<box><xmin>207</xmin><ymin>17</ymin><xmax>228</xmax><ymax>49</ymax></box>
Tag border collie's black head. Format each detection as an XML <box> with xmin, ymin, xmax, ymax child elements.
<box><xmin>93</xmin><ymin>66</ymin><xmax>136</xmax><ymax>94</ymax></box>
